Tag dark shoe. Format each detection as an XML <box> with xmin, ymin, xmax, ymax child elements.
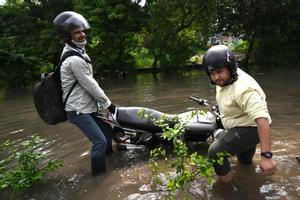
<box><xmin>92</xmin><ymin>170</ymin><xmax>105</xmax><ymax>176</ymax></box>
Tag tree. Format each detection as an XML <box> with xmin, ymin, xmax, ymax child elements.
<box><xmin>0</xmin><ymin>0</ymin><xmax>74</xmax><ymax>87</ymax></box>
<box><xmin>75</xmin><ymin>0</ymin><xmax>145</xmax><ymax>72</ymax></box>
<box><xmin>24</xmin><ymin>0</ymin><xmax>75</xmax><ymax>64</ymax></box>
<box><xmin>0</xmin><ymin>4</ymin><xmax>42</xmax><ymax>87</ymax></box>
<box><xmin>143</xmin><ymin>0</ymin><xmax>213</xmax><ymax>70</ymax></box>
<box><xmin>213</xmin><ymin>0</ymin><xmax>300</xmax><ymax>68</ymax></box>
<box><xmin>252</xmin><ymin>0</ymin><xmax>300</xmax><ymax>67</ymax></box>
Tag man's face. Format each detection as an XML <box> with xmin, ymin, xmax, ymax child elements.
<box><xmin>209</xmin><ymin>67</ymin><xmax>231</xmax><ymax>87</ymax></box>
<box><xmin>70</xmin><ymin>27</ymin><xmax>86</xmax><ymax>43</ymax></box>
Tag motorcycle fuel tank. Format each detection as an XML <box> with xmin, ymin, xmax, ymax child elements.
<box><xmin>179</xmin><ymin>111</ymin><xmax>217</xmax><ymax>141</ymax></box>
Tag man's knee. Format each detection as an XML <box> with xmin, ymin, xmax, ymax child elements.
<box><xmin>99</xmin><ymin>138</ymin><xmax>107</xmax><ymax>148</ymax></box>
<box><xmin>208</xmin><ymin>146</ymin><xmax>231</xmax><ymax>176</ymax></box>
<box><xmin>93</xmin><ymin>137</ymin><xmax>107</xmax><ymax>151</ymax></box>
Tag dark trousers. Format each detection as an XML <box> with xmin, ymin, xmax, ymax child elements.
<box><xmin>207</xmin><ymin>127</ymin><xmax>259</xmax><ymax>176</ymax></box>
<box><xmin>67</xmin><ymin>111</ymin><xmax>113</xmax><ymax>175</ymax></box>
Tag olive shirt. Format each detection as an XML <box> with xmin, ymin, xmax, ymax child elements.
<box><xmin>216</xmin><ymin>68</ymin><xmax>272</xmax><ymax>129</ymax></box>
<box><xmin>60</xmin><ymin>44</ymin><xmax>111</xmax><ymax>114</ymax></box>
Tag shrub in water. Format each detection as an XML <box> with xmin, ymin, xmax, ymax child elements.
<box><xmin>0</xmin><ymin>134</ymin><xmax>63</xmax><ymax>192</ymax></box>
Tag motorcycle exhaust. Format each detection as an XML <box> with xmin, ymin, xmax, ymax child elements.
<box><xmin>117</xmin><ymin>143</ymin><xmax>146</xmax><ymax>151</ymax></box>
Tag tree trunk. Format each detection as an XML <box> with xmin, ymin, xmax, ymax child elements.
<box><xmin>152</xmin><ymin>55</ymin><xmax>158</xmax><ymax>73</ymax></box>
<box><xmin>243</xmin><ymin>31</ymin><xmax>255</xmax><ymax>73</ymax></box>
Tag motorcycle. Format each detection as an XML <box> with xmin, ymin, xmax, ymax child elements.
<box><xmin>97</xmin><ymin>96</ymin><xmax>224</xmax><ymax>150</ymax></box>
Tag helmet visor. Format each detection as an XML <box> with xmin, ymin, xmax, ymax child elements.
<box><xmin>63</xmin><ymin>13</ymin><xmax>90</xmax><ymax>32</ymax></box>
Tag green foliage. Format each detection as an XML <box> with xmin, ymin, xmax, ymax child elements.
<box><xmin>252</xmin><ymin>0</ymin><xmax>300</xmax><ymax>67</ymax></box>
<box><xmin>75</xmin><ymin>0</ymin><xmax>145</xmax><ymax>71</ymax></box>
<box><xmin>0</xmin><ymin>5</ymin><xmax>42</xmax><ymax>87</ymax></box>
<box><xmin>0</xmin><ymin>134</ymin><xmax>63</xmax><ymax>192</ymax></box>
<box><xmin>213</xmin><ymin>0</ymin><xmax>300</xmax><ymax>67</ymax></box>
<box><xmin>143</xmin><ymin>109</ymin><xmax>227</xmax><ymax>199</ymax></box>
<box><xmin>0</xmin><ymin>1</ymin><xmax>74</xmax><ymax>88</ymax></box>
<box><xmin>131</xmin><ymin>47</ymin><xmax>154</xmax><ymax>68</ymax></box>
<box><xmin>1</xmin><ymin>0</ymin><xmax>299</xmax><ymax>87</ymax></box>
<box><xmin>232</xmin><ymin>39</ymin><xmax>249</xmax><ymax>52</ymax></box>
<box><xmin>144</xmin><ymin>0</ymin><xmax>213</xmax><ymax>69</ymax></box>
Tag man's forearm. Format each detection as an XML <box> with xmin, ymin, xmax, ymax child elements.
<box><xmin>256</xmin><ymin>117</ymin><xmax>272</xmax><ymax>152</ymax></box>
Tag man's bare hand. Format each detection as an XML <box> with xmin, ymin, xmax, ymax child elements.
<box><xmin>260</xmin><ymin>158</ymin><xmax>277</xmax><ymax>176</ymax></box>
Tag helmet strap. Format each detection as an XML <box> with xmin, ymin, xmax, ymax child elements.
<box><xmin>222</xmin><ymin>72</ymin><xmax>238</xmax><ymax>86</ymax></box>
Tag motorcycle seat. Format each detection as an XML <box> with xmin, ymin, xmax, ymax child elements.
<box><xmin>116</xmin><ymin>107</ymin><xmax>175</xmax><ymax>132</ymax></box>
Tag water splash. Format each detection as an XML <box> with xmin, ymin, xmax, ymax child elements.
<box><xmin>260</xmin><ymin>183</ymin><xmax>289</xmax><ymax>199</ymax></box>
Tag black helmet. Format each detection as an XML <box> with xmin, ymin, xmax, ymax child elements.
<box><xmin>203</xmin><ymin>45</ymin><xmax>237</xmax><ymax>84</ymax></box>
<box><xmin>53</xmin><ymin>11</ymin><xmax>90</xmax><ymax>41</ymax></box>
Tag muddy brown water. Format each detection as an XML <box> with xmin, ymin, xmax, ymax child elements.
<box><xmin>1</xmin><ymin>69</ymin><xmax>299</xmax><ymax>199</ymax></box>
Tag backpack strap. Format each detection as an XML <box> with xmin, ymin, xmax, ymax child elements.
<box><xmin>55</xmin><ymin>51</ymin><xmax>91</xmax><ymax>107</ymax></box>
<box><xmin>63</xmin><ymin>78</ymin><xmax>77</xmax><ymax>107</ymax></box>
<box><xmin>57</xmin><ymin>51</ymin><xmax>91</xmax><ymax>68</ymax></box>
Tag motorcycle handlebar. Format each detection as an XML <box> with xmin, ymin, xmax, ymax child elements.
<box><xmin>188</xmin><ymin>96</ymin><xmax>209</xmax><ymax>106</ymax></box>
<box><xmin>188</xmin><ymin>96</ymin><xmax>220</xmax><ymax>115</ymax></box>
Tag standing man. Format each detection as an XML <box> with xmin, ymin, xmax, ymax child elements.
<box><xmin>203</xmin><ymin>45</ymin><xmax>277</xmax><ymax>182</ymax></box>
<box><xmin>53</xmin><ymin>11</ymin><xmax>116</xmax><ymax>175</ymax></box>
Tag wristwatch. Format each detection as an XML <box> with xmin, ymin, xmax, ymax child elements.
<box><xmin>261</xmin><ymin>151</ymin><xmax>273</xmax><ymax>159</ymax></box>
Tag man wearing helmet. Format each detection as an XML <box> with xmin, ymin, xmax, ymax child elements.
<box><xmin>53</xmin><ymin>11</ymin><xmax>116</xmax><ymax>175</ymax></box>
<box><xmin>203</xmin><ymin>45</ymin><xmax>277</xmax><ymax>182</ymax></box>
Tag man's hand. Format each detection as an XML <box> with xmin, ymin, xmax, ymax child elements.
<box><xmin>260</xmin><ymin>158</ymin><xmax>277</xmax><ymax>176</ymax></box>
<box><xmin>108</xmin><ymin>103</ymin><xmax>116</xmax><ymax>113</ymax></box>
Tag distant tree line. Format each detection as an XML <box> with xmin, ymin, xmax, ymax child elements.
<box><xmin>0</xmin><ymin>0</ymin><xmax>299</xmax><ymax>87</ymax></box>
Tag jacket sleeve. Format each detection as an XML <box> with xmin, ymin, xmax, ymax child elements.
<box><xmin>69</xmin><ymin>56</ymin><xmax>111</xmax><ymax>109</ymax></box>
<box><xmin>235</xmin><ymin>86</ymin><xmax>272</xmax><ymax>125</ymax></box>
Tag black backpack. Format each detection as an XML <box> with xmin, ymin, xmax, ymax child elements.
<box><xmin>33</xmin><ymin>51</ymin><xmax>86</xmax><ymax>125</ymax></box>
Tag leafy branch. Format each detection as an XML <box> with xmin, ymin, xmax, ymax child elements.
<box><xmin>140</xmin><ymin>108</ymin><xmax>228</xmax><ymax>199</ymax></box>
<box><xmin>0</xmin><ymin>134</ymin><xmax>63</xmax><ymax>192</ymax></box>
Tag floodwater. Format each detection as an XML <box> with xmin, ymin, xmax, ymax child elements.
<box><xmin>0</xmin><ymin>68</ymin><xmax>300</xmax><ymax>200</ymax></box>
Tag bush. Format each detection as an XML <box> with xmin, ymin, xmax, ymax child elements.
<box><xmin>232</xmin><ymin>39</ymin><xmax>249</xmax><ymax>52</ymax></box>
<box><xmin>0</xmin><ymin>134</ymin><xmax>63</xmax><ymax>192</ymax></box>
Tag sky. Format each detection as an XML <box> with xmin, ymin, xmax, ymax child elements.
<box><xmin>0</xmin><ymin>0</ymin><xmax>5</xmax><ymax>5</ymax></box>
<box><xmin>139</xmin><ymin>0</ymin><xmax>146</xmax><ymax>6</ymax></box>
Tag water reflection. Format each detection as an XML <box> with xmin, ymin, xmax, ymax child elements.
<box><xmin>0</xmin><ymin>69</ymin><xmax>300</xmax><ymax>199</ymax></box>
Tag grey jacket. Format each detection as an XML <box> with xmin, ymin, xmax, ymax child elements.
<box><xmin>60</xmin><ymin>44</ymin><xmax>111</xmax><ymax>113</ymax></box>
